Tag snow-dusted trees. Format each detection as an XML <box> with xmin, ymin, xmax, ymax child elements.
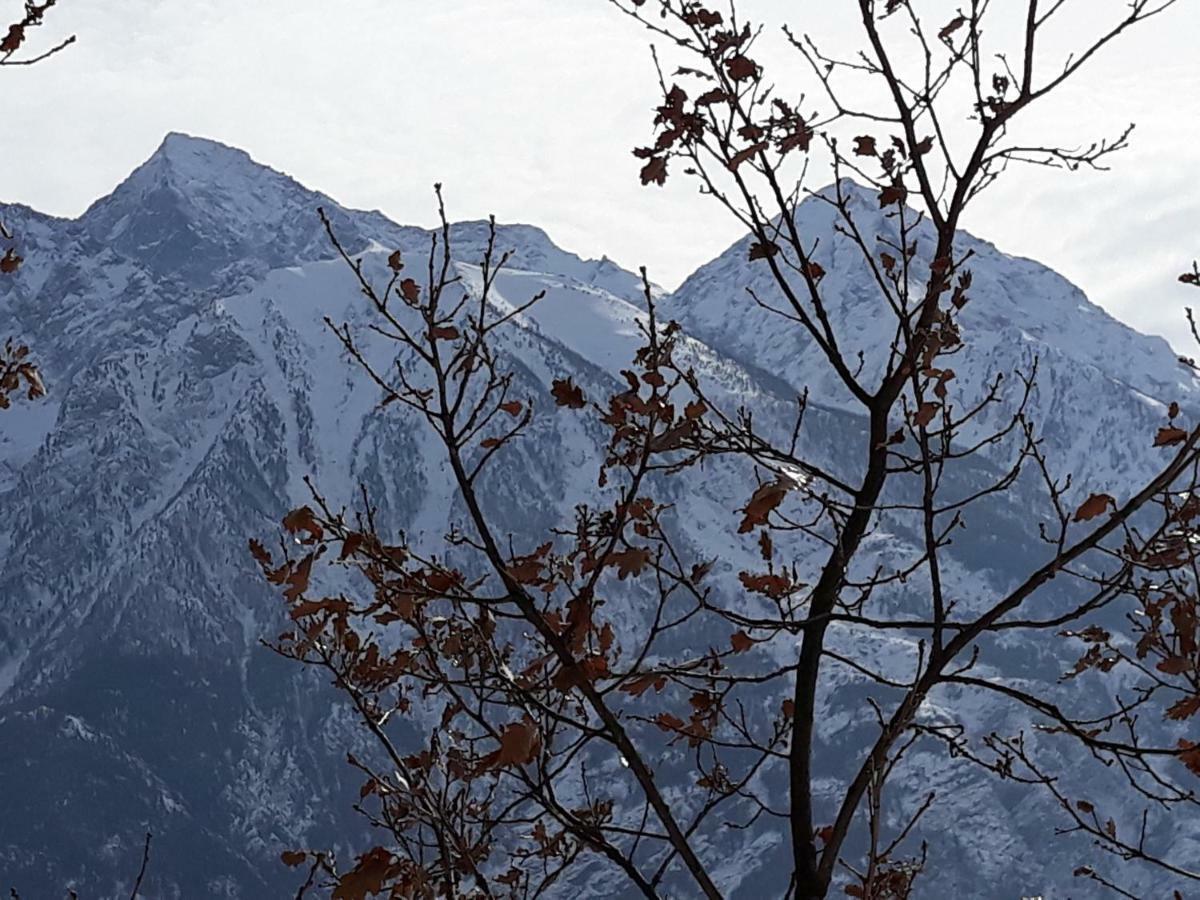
<box><xmin>254</xmin><ymin>2</ymin><xmax>1200</xmax><ymax>897</ymax></box>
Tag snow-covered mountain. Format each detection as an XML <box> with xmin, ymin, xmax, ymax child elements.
<box><xmin>1</xmin><ymin>133</ymin><xmax>1196</xmax><ymax>897</ymax></box>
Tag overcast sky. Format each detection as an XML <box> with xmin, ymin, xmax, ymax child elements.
<box><xmin>4</xmin><ymin>0</ymin><xmax>1198</xmax><ymax>348</ymax></box>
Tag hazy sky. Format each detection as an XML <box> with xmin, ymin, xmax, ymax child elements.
<box><xmin>4</xmin><ymin>1</ymin><xmax>1198</xmax><ymax>348</ymax></box>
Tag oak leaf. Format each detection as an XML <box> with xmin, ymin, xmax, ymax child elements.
<box><xmin>642</xmin><ymin>369</ymin><xmax>665</xmax><ymax>387</ymax></box>
<box><xmin>853</xmin><ymin>135</ymin><xmax>877</xmax><ymax>157</ymax></box>
<box><xmin>399</xmin><ymin>278</ymin><xmax>420</xmax><ymax>303</ymax></box>
<box><xmin>289</xmin><ymin>597</ymin><xmax>332</xmax><ymax>619</ymax></box>
<box><xmin>332</xmin><ymin>847</ymin><xmax>395</xmax><ymax>900</ymax></box>
<box><xmin>683</xmin><ymin>7</ymin><xmax>723</xmax><ymax>28</ymax></box>
<box><xmin>938</xmin><ymin>15</ymin><xmax>966</xmax><ymax>41</ymax></box>
<box><xmin>912</xmin><ymin>401</ymin><xmax>939</xmax><ymax>428</ymax></box>
<box><xmin>621</xmin><ymin>673</ymin><xmax>667</xmax><ymax>697</ymax></box>
<box><xmin>725</xmin><ymin>54</ymin><xmax>758</xmax><ymax>81</ymax></box>
<box><xmin>339</xmin><ymin>532</ymin><xmax>364</xmax><ymax>561</ymax></box>
<box><xmin>481</xmin><ymin>717</ymin><xmax>542</xmax><ymax>771</ymax></box>
<box><xmin>654</xmin><ymin>712</ymin><xmax>685</xmax><ymax>732</ymax></box>
<box><xmin>649</xmin><ymin>420</ymin><xmax>694</xmax><ymax>453</ymax></box>
<box><xmin>506</xmin><ymin>556</ymin><xmax>542</xmax><ymax>584</ymax></box>
<box><xmin>1167</xmin><ymin>695</ymin><xmax>1200</xmax><ymax>720</ymax></box>
<box><xmin>497</xmin><ymin>869</ymin><xmax>522</xmax><ymax>886</ymax></box>
<box><xmin>1157</xmin><ymin>656</ymin><xmax>1192</xmax><ymax>675</ymax></box>
<box><xmin>738</xmin><ymin>475</ymin><xmax>796</xmax><ymax>533</ymax></box>
<box><xmin>878</xmin><ymin>183</ymin><xmax>907</xmax><ymax>207</ymax></box>
<box><xmin>696</xmin><ymin>88</ymin><xmax>730</xmax><ymax>106</ymax></box>
<box><xmin>550</xmin><ymin>378</ymin><xmax>586</xmax><ymax>409</ymax></box>
<box><xmin>1072</xmin><ymin>493</ymin><xmax>1114</xmax><ymax>523</ymax></box>
<box><xmin>739</xmin><ymin>570</ymin><xmax>793</xmax><ymax>599</ymax></box>
<box><xmin>0</xmin><ymin>249</ymin><xmax>22</xmax><ymax>274</ymax></box>
<box><xmin>599</xmin><ymin>621</ymin><xmax>615</xmax><ymax>654</ymax></box>
<box><xmin>282</xmin><ymin>505</ymin><xmax>323</xmax><ymax>543</ymax></box>
<box><xmin>640</xmin><ymin>155</ymin><xmax>668</xmax><ymax>186</ymax></box>
<box><xmin>727</xmin><ymin>141</ymin><xmax>768</xmax><ymax>171</ymax></box>
<box><xmin>610</xmin><ymin>546</ymin><xmax>651</xmax><ymax>580</ymax></box>
<box><xmin>248</xmin><ymin>538</ymin><xmax>271</xmax><ymax>569</ymax></box>
<box><xmin>1155</xmin><ymin>426</ymin><xmax>1188</xmax><ymax>447</ymax></box>
<box><xmin>425</xmin><ymin>569</ymin><xmax>459</xmax><ymax>594</ymax></box>
<box><xmin>17</xmin><ymin>363</ymin><xmax>45</xmax><ymax>401</ymax></box>
<box><xmin>749</xmin><ymin>241</ymin><xmax>779</xmax><ymax>261</ymax></box>
<box><xmin>0</xmin><ymin>24</ymin><xmax>24</xmax><ymax>55</ymax></box>
<box><xmin>1179</xmin><ymin>739</ymin><xmax>1200</xmax><ymax>775</ymax></box>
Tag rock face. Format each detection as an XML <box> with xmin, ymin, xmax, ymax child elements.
<box><xmin>1</xmin><ymin>134</ymin><xmax>1197</xmax><ymax>897</ymax></box>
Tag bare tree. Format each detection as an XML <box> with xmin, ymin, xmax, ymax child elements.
<box><xmin>0</xmin><ymin>0</ymin><xmax>73</xmax><ymax>411</ymax></box>
<box><xmin>255</xmin><ymin>2</ymin><xmax>1200</xmax><ymax>897</ymax></box>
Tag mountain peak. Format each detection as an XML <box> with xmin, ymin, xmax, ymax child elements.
<box><xmin>85</xmin><ymin>132</ymin><xmax>282</xmax><ymax>212</ymax></box>
<box><xmin>77</xmin><ymin>133</ymin><xmax>352</xmax><ymax>284</ymax></box>
<box><xmin>147</xmin><ymin>131</ymin><xmax>256</xmax><ymax>177</ymax></box>
<box><xmin>71</xmin><ymin>134</ymin><xmax>631</xmax><ymax>293</ymax></box>
<box><xmin>817</xmin><ymin>178</ymin><xmax>878</xmax><ymax>205</ymax></box>
<box><xmin>96</xmin><ymin>131</ymin><xmax>314</xmax><ymax>218</ymax></box>
<box><xmin>159</xmin><ymin>130</ymin><xmax>232</xmax><ymax>150</ymax></box>
<box><xmin>669</xmin><ymin>176</ymin><xmax>1195</xmax><ymax>426</ymax></box>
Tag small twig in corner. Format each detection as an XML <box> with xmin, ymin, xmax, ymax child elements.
<box><xmin>129</xmin><ymin>831</ymin><xmax>152</xmax><ymax>899</ymax></box>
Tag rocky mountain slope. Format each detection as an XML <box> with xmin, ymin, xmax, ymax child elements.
<box><xmin>1</xmin><ymin>133</ymin><xmax>1197</xmax><ymax>897</ymax></box>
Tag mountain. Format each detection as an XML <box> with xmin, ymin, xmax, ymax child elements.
<box><xmin>2</xmin><ymin>133</ymin><xmax>1197</xmax><ymax>897</ymax></box>
<box><xmin>667</xmin><ymin>181</ymin><xmax>1197</xmax><ymax>490</ymax></box>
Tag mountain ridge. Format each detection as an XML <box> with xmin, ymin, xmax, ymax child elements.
<box><xmin>2</xmin><ymin>133</ymin><xmax>1196</xmax><ymax>897</ymax></box>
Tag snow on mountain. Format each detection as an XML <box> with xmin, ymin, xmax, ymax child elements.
<box><xmin>1</xmin><ymin>134</ymin><xmax>1195</xmax><ymax>897</ymax></box>
<box><xmin>667</xmin><ymin>180</ymin><xmax>1200</xmax><ymax>491</ymax></box>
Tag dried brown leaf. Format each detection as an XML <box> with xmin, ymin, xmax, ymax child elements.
<box><xmin>551</xmin><ymin>378</ymin><xmax>586</xmax><ymax>409</ymax></box>
<box><xmin>1155</xmin><ymin>426</ymin><xmax>1189</xmax><ymax>447</ymax></box>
